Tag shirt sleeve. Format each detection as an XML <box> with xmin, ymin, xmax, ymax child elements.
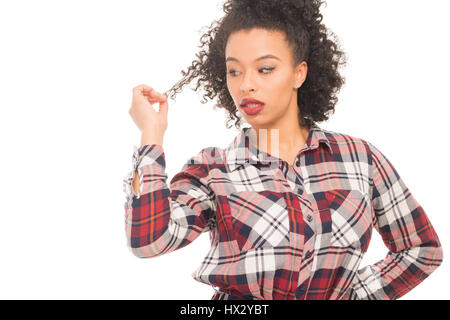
<box><xmin>123</xmin><ymin>144</ymin><xmax>217</xmax><ymax>258</ymax></box>
<box><xmin>344</xmin><ymin>141</ymin><xmax>443</xmax><ymax>300</ymax></box>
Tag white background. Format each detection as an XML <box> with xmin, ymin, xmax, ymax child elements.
<box><xmin>0</xmin><ymin>0</ymin><xmax>449</xmax><ymax>299</ymax></box>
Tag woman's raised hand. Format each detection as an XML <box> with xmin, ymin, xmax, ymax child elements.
<box><xmin>129</xmin><ymin>84</ymin><xmax>168</xmax><ymax>146</ymax></box>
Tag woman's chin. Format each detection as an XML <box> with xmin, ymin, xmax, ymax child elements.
<box><xmin>247</xmin><ymin>117</ymin><xmax>279</xmax><ymax>129</ymax></box>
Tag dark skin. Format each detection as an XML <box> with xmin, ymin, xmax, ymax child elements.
<box><xmin>129</xmin><ymin>27</ymin><xmax>311</xmax><ymax>188</ymax></box>
<box><xmin>225</xmin><ymin>28</ymin><xmax>309</xmax><ymax>166</ymax></box>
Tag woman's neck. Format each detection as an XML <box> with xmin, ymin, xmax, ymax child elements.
<box><xmin>249</xmin><ymin>124</ymin><xmax>310</xmax><ymax>159</ymax></box>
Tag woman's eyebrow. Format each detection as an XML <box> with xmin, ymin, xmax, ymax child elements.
<box><xmin>225</xmin><ymin>54</ymin><xmax>281</xmax><ymax>63</ymax></box>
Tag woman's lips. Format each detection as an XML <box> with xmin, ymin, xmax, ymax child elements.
<box><xmin>241</xmin><ymin>104</ymin><xmax>264</xmax><ymax>115</ymax></box>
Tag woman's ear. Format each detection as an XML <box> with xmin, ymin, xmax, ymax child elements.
<box><xmin>294</xmin><ymin>61</ymin><xmax>308</xmax><ymax>89</ymax></box>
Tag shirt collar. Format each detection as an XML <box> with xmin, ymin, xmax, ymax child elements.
<box><xmin>225</xmin><ymin>122</ymin><xmax>332</xmax><ymax>172</ymax></box>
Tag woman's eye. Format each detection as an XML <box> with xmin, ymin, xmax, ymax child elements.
<box><xmin>227</xmin><ymin>67</ymin><xmax>275</xmax><ymax>77</ymax></box>
<box><xmin>259</xmin><ymin>67</ymin><xmax>275</xmax><ymax>74</ymax></box>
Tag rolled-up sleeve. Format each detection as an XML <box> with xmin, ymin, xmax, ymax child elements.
<box><xmin>123</xmin><ymin>144</ymin><xmax>217</xmax><ymax>258</ymax></box>
<box><xmin>345</xmin><ymin>141</ymin><xmax>443</xmax><ymax>300</ymax></box>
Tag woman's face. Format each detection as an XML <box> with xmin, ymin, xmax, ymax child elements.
<box><xmin>225</xmin><ymin>28</ymin><xmax>306</xmax><ymax>129</ymax></box>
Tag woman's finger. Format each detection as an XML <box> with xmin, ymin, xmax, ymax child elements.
<box><xmin>143</xmin><ymin>88</ymin><xmax>166</xmax><ymax>101</ymax></box>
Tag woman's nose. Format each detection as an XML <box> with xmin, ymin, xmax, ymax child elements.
<box><xmin>240</xmin><ymin>72</ymin><xmax>256</xmax><ymax>92</ymax></box>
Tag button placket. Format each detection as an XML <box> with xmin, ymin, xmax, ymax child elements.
<box><xmin>299</xmin><ymin>245</ymin><xmax>315</xmax><ymax>286</ymax></box>
<box><xmin>289</xmin><ymin>204</ymin><xmax>315</xmax><ymax>267</ymax></box>
<box><xmin>299</xmin><ymin>201</ymin><xmax>316</xmax><ymax>278</ymax></box>
<box><xmin>273</xmin><ymin>159</ymin><xmax>316</xmax><ymax>286</ymax></box>
<box><xmin>301</xmin><ymin>201</ymin><xmax>317</xmax><ymax>235</ymax></box>
<box><xmin>295</xmin><ymin>283</ymin><xmax>307</xmax><ymax>300</ymax></box>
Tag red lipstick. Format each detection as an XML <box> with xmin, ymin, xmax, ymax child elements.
<box><xmin>240</xmin><ymin>98</ymin><xmax>265</xmax><ymax>116</ymax></box>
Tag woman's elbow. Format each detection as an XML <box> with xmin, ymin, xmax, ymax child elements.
<box><xmin>128</xmin><ymin>243</ymin><xmax>160</xmax><ymax>259</ymax></box>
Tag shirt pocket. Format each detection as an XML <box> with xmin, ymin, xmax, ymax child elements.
<box><xmin>314</xmin><ymin>189</ymin><xmax>373</xmax><ymax>252</ymax></box>
<box><xmin>226</xmin><ymin>190</ymin><xmax>291</xmax><ymax>252</ymax></box>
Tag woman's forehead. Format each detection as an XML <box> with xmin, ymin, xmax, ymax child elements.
<box><xmin>225</xmin><ymin>28</ymin><xmax>289</xmax><ymax>61</ymax></box>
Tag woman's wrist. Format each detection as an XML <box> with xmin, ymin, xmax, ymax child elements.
<box><xmin>140</xmin><ymin>130</ymin><xmax>164</xmax><ymax>147</ymax></box>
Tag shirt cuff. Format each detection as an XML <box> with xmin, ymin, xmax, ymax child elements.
<box><xmin>123</xmin><ymin>144</ymin><xmax>166</xmax><ymax>206</ymax></box>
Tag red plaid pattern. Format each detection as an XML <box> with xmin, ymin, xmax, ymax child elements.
<box><xmin>123</xmin><ymin>123</ymin><xmax>443</xmax><ymax>300</ymax></box>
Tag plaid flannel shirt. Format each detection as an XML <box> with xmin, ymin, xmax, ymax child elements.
<box><xmin>123</xmin><ymin>123</ymin><xmax>443</xmax><ymax>300</ymax></box>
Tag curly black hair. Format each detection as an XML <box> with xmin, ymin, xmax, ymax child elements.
<box><xmin>165</xmin><ymin>0</ymin><xmax>348</xmax><ymax>130</ymax></box>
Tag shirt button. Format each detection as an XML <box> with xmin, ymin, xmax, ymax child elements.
<box><xmin>305</xmin><ymin>251</ymin><xmax>312</xmax><ymax>259</ymax></box>
<box><xmin>306</xmin><ymin>215</ymin><xmax>313</xmax><ymax>222</ymax></box>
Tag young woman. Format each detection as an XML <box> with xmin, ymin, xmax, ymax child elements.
<box><xmin>123</xmin><ymin>0</ymin><xmax>443</xmax><ymax>300</ymax></box>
